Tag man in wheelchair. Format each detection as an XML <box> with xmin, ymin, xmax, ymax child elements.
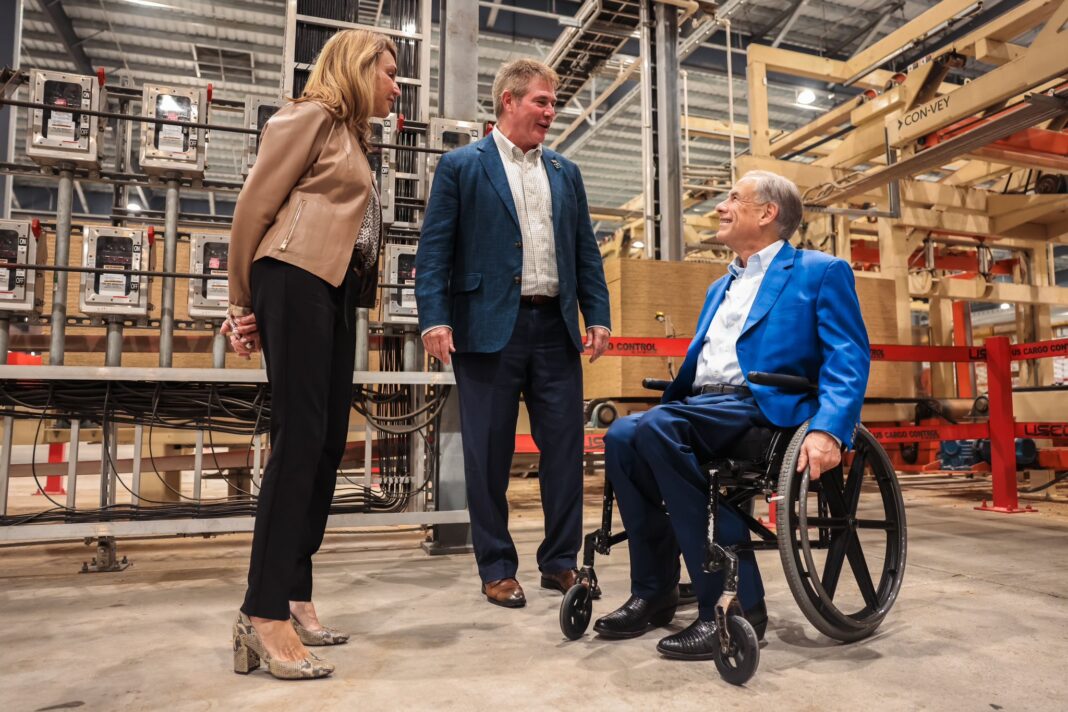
<box><xmin>592</xmin><ymin>170</ymin><xmax>870</xmax><ymax>659</ymax></box>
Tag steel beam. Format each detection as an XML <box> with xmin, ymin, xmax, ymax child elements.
<box><xmin>828</xmin><ymin>2</ymin><xmax>904</xmax><ymax>56</ymax></box>
<box><xmin>771</xmin><ymin>0</ymin><xmax>811</xmax><ymax>48</ymax></box>
<box><xmin>1</xmin><ymin>0</ymin><xmax>20</xmax><ymax>220</ymax></box>
<box><xmin>439</xmin><ymin>0</ymin><xmax>480</xmax><ymax>121</ymax></box>
<box><xmin>563</xmin><ymin>15</ymin><xmax>720</xmax><ymax>155</ymax></box>
<box><xmin>39</xmin><ymin>0</ymin><xmax>94</xmax><ymax>74</ymax></box>
<box><xmin>654</xmin><ymin>0</ymin><xmax>684</xmax><ymax>260</ymax></box>
<box><xmin>0</xmin><ymin>509</ymin><xmax>472</xmax><ymax>543</ymax></box>
<box><xmin>0</xmin><ymin>365</ymin><xmax>457</xmax><ymax>384</ymax></box>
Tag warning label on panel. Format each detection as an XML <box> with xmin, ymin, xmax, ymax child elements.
<box><xmin>48</xmin><ymin>110</ymin><xmax>76</xmax><ymax>141</ymax></box>
<box><xmin>99</xmin><ymin>269</ymin><xmax>127</xmax><ymax>298</ymax></box>
<box><xmin>158</xmin><ymin>122</ymin><xmax>185</xmax><ymax>153</ymax></box>
<box><xmin>207</xmin><ymin>269</ymin><xmax>228</xmax><ymax>301</ymax></box>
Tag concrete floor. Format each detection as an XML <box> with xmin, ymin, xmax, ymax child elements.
<box><xmin>1</xmin><ymin>479</ymin><xmax>1067</xmax><ymax>712</ymax></box>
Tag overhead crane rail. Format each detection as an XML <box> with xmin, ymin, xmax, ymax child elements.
<box><xmin>546</xmin><ymin>0</ymin><xmax>643</xmax><ymax>107</ymax></box>
<box><xmin>808</xmin><ymin>87</ymin><xmax>1068</xmax><ymax>206</ymax></box>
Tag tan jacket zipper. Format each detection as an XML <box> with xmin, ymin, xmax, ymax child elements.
<box><xmin>279</xmin><ymin>199</ymin><xmax>305</xmax><ymax>252</ymax></box>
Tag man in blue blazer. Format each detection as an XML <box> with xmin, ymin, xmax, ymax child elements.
<box><xmin>415</xmin><ymin>60</ymin><xmax>611</xmax><ymax>608</ymax></box>
<box><xmin>593</xmin><ymin>171</ymin><xmax>870</xmax><ymax>659</ymax></box>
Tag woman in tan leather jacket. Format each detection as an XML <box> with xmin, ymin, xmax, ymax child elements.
<box><xmin>224</xmin><ymin>29</ymin><xmax>400</xmax><ymax>680</ymax></box>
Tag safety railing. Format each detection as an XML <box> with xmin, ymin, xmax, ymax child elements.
<box><xmin>596</xmin><ymin>335</ymin><xmax>1068</xmax><ymax>514</ymax></box>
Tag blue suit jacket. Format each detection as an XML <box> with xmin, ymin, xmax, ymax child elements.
<box><xmin>662</xmin><ymin>242</ymin><xmax>870</xmax><ymax>448</ymax></box>
<box><xmin>415</xmin><ymin>134</ymin><xmax>610</xmax><ymax>353</ymax></box>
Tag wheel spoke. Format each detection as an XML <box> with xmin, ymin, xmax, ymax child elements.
<box><xmin>846</xmin><ymin>535</ymin><xmax>880</xmax><ymax>609</ymax></box>
<box><xmin>820</xmin><ymin>467</ymin><xmax>848</xmax><ymax>518</ymax></box>
<box><xmin>855</xmin><ymin>518</ymin><xmax>895</xmax><ymax>530</ymax></box>
<box><xmin>821</xmin><ymin>529</ymin><xmax>852</xmax><ymax>599</ymax></box>
<box><xmin>843</xmin><ymin>445</ymin><xmax>867</xmax><ymax>516</ymax></box>
<box><xmin>804</xmin><ymin>516</ymin><xmax>850</xmax><ymax>529</ymax></box>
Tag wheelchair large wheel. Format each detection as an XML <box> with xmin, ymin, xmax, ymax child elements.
<box><xmin>776</xmin><ymin>422</ymin><xmax>907</xmax><ymax>642</ymax></box>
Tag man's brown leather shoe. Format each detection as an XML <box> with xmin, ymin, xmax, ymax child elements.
<box><xmin>481</xmin><ymin>578</ymin><xmax>526</xmax><ymax>608</ymax></box>
<box><xmin>540</xmin><ymin>568</ymin><xmax>579</xmax><ymax>594</ymax></box>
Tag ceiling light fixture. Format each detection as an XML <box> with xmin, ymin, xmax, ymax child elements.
<box><xmin>124</xmin><ymin>0</ymin><xmax>176</xmax><ymax>8</ymax></box>
<box><xmin>796</xmin><ymin>88</ymin><xmax>816</xmax><ymax>105</ymax></box>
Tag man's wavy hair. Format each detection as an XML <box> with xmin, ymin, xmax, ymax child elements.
<box><xmin>492</xmin><ymin>59</ymin><xmax>559</xmax><ymax>118</ymax></box>
<box><xmin>741</xmin><ymin>170</ymin><xmax>803</xmax><ymax>241</ymax></box>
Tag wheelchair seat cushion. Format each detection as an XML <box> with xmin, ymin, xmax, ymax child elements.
<box><xmin>721</xmin><ymin>426</ymin><xmax>777</xmax><ymax>464</ymax></box>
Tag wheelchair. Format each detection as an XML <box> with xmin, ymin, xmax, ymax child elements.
<box><xmin>559</xmin><ymin>372</ymin><xmax>908</xmax><ymax>686</ymax></box>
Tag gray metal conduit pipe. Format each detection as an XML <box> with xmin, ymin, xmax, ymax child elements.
<box><xmin>49</xmin><ymin>167</ymin><xmax>74</xmax><ymax>365</ymax></box>
<box><xmin>355</xmin><ymin>308</ymin><xmax>370</xmax><ymax>371</ymax></box>
<box><xmin>212</xmin><ymin>330</ymin><xmax>226</xmax><ymax>369</ymax></box>
<box><xmin>0</xmin><ymin>315</ymin><xmax>9</xmax><ymax>364</ymax></box>
<box><xmin>105</xmin><ymin>319</ymin><xmax>123</xmax><ymax>368</ymax></box>
<box><xmin>159</xmin><ymin>178</ymin><xmax>179</xmax><ymax>367</ymax></box>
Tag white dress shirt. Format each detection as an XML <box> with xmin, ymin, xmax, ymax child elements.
<box><xmin>421</xmin><ymin>131</ymin><xmax>609</xmax><ymax>337</ymax></box>
<box><xmin>492</xmin><ymin>128</ymin><xmax>559</xmax><ymax>297</ymax></box>
<box><xmin>694</xmin><ymin>239</ymin><xmax>786</xmax><ymax>388</ymax></box>
<box><xmin>693</xmin><ymin>240</ymin><xmax>839</xmax><ymax>444</ymax></box>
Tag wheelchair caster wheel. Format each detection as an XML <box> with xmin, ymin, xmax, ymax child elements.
<box><xmin>713</xmin><ymin>615</ymin><xmax>760</xmax><ymax>686</ymax></box>
<box><xmin>560</xmin><ymin>584</ymin><xmax>592</xmax><ymax>640</ymax></box>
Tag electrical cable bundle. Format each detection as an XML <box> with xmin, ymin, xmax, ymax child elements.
<box><xmin>351</xmin><ymin>383</ymin><xmax>450</xmax><ymax>435</ymax></box>
<box><xmin>0</xmin><ymin>374</ymin><xmax>448</xmax><ymax>526</ymax></box>
<box><xmin>0</xmin><ymin>379</ymin><xmax>271</xmax><ymax>434</ymax></box>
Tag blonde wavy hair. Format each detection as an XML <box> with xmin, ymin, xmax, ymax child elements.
<box><xmin>294</xmin><ymin>29</ymin><xmax>397</xmax><ymax>152</ymax></box>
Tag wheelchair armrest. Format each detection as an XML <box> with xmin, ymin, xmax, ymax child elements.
<box><xmin>747</xmin><ymin>371</ymin><xmax>817</xmax><ymax>393</ymax></box>
<box><xmin>642</xmin><ymin>378</ymin><xmax>671</xmax><ymax>392</ymax></box>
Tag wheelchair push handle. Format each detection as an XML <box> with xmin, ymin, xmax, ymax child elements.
<box><xmin>641</xmin><ymin>378</ymin><xmax>672</xmax><ymax>392</ymax></box>
<box><xmin>746</xmin><ymin>371</ymin><xmax>817</xmax><ymax>392</ymax></box>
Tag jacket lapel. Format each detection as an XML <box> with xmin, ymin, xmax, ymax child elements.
<box><xmin>477</xmin><ymin>135</ymin><xmax>520</xmax><ymax>231</ymax></box>
<box><xmin>741</xmin><ymin>241</ymin><xmax>796</xmax><ymax>336</ymax></box>
<box><xmin>542</xmin><ymin>149</ymin><xmax>565</xmax><ymax>240</ymax></box>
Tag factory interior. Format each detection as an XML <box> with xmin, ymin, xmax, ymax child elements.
<box><xmin>1</xmin><ymin>0</ymin><xmax>1067</xmax><ymax>709</ymax></box>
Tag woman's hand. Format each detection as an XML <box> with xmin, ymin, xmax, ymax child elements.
<box><xmin>222</xmin><ymin>312</ymin><xmax>261</xmax><ymax>359</ymax></box>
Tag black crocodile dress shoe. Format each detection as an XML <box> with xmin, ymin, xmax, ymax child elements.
<box><xmin>592</xmin><ymin>588</ymin><xmax>679</xmax><ymax>639</ymax></box>
<box><xmin>657</xmin><ymin>601</ymin><xmax>768</xmax><ymax>660</ymax></box>
<box><xmin>656</xmin><ymin>618</ymin><xmax>719</xmax><ymax>660</ymax></box>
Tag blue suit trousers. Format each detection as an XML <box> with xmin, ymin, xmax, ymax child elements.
<box><xmin>452</xmin><ymin>302</ymin><xmax>585</xmax><ymax>583</ymax></box>
<box><xmin>605</xmin><ymin>393</ymin><xmax>768</xmax><ymax>620</ymax></box>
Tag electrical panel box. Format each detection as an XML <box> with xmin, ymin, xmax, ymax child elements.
<box><xmin>0</xmin><ymin>220</ymin><xmax>46</xmax><ymax>315</ymax></box>
<box><xmin>242</xmin><ymin>98</ymin><xmax>283</xmax><ymax>176</ymax></box>
<box><xmin>383</xmin><ymin>243</ymin><xmax>417</xmax><ymax>324</ymax></box>
<box><xmin>427</xmin><ymin>118</ymin><xmax>481</xmax><ymax>192</ymax></box>
<box><xmin>25</xmin><ymin>69</ymin><xmax>106</xmax><ymax>168</ymax></box>
<box><xmin>79</xmin><ymin>227</ymin><xmax>152</xmax><ymax>319</ymax></box>
<box><xmin>188</xmin><ymin>234</ymin><xmax>230</xmax><ymax>320</ymax></box>
<box><xmin>138</xmin><ymin>84</ymin><xmax>207</xmax><ymax>177</ymax></box>
<box><xmin>369</xmin><ymin>115</ymin><xmax>397</xmax><ymax>224</ymax></box>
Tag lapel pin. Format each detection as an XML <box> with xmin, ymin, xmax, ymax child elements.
<box><xmin>551</xmin><ymin>158</ymin><xmax>562</xmax><ymax>170</ymax></box>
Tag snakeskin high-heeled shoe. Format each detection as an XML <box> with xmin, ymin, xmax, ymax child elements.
<box><xmin>291</xmin><ymin>616</ymin><xmax>350</xmax><ymax>646</ymax></box>
<box><xmin>232</xmin><ymin>612</ymin><xmax>334</xmax><ymax>679</ymax></box>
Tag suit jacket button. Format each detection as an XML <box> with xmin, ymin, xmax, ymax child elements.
<box><xmin>515</xmin><ymin>241</ymin><xmax>522</xmax><ymax>248</ymax></box>
<box><xmin>513</xmin><ymin>275</ymin><xmax>521</xmax><ymax>284</ymax></box>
